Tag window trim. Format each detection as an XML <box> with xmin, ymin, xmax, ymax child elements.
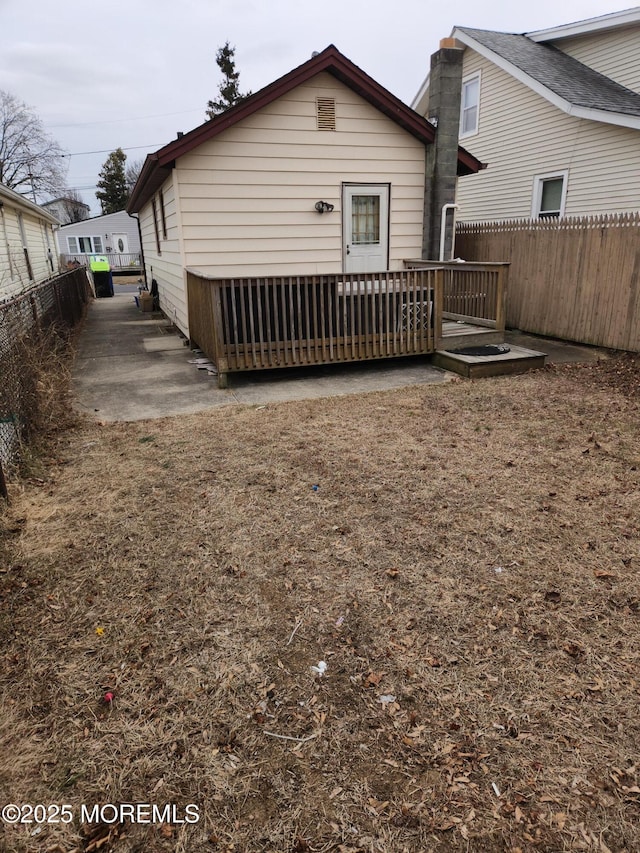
<box><xmin>151</xmin><ymin>197</ymin><xmax>161</xmax><ymax>254</ymax></box>
<box><xmin>531</xmin><ymin>170</ymin><xmax>569</xmax><ymax>219</ymax></box>
<box><xmin>158</xmin><ymin>189</ymin><xmax>168</xmax><ymax>239</ymax></box>
<box><xmin>459</xmin><ymin>71</ymin><xmax>481</xmax><ymax>139</ymax></box>
<box><xmin>67</xmin><ymin>235</ymin><xmax>103</xmax><ymax>254</ymax></box>
<box><xmin>17</xmin><ymin>212</ymin><xmax>34</xmax><ymax>280</ymax></box>
<box><xmin>0</xmin><ymin>206</ymin><xmax>14</xmax><ymax>280</ymax></box>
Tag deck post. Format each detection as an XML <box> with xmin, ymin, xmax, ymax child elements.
<box><xmin>211</xmin><ymin>282</ymin><xmax>226</xmax><ymax>371</ymax></box>
<box><xmin>434</xmin><ymin>267</ymin><xmax>444</xmax><ymax>349</ymax></box>
<box><xmin>495</xmin><ymin>264</ymin><xmax>507</xmax><ymax>332</ymax></box>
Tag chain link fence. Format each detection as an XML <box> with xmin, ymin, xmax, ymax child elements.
<box><xmin>0</xmin><ymin>268</ymin><xmax>91</xmax><ymax>490</ymax></box>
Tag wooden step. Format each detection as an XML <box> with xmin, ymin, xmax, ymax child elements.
<box><xmin>432</xmin><ymin>345</ymin><xmax>547</xmax><ymax>378</ymax></box>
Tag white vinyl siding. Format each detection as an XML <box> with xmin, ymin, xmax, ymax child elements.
<box><xmin>454</xmin><ymin>50</ymin><xmax>640</xmax><ymax>222</ymax></box>
<box><xmin>551</xmin><ymin>25</ymin><xmax>640</xmax><ymax>93</ymax></box>
<box><xmin>174</xmin><ymin>72</ymin><xmax>425</xmax><ymax>278</ymax></box>
<box><xmin>0</xmin><ymin>196</ymin><xmax>59</xmax><ymax>301</ymax></box>
<box><xmin>139</xmin><ymin>174</ymin><xmax>186</xmax><ymax>334</ymax></box>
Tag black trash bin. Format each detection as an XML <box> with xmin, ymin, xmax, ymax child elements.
<box><xmin>90</xmin><ymin>256</ymin><xmax>114</xmax><ymax>298</ymax></box>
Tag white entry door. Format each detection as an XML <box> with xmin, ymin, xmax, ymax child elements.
<box><xmin>343</xmin><ymin>184</ymin><xmax>389</xmax><ymax>273</ymax></box>
<box><xmin>111</xmin><ymin>233</ymin><xmax>129</xmax><ymax>253</ymax></box>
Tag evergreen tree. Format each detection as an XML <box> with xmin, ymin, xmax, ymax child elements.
<box><xmin>205</xmin><ymin>42</ymin><xmax>252</xmax><ymax>119</ymax></box>
<box><xmin>95</xmin><ymin>148</ymin><xmax>128</xmax><ymax>214</ymax></box>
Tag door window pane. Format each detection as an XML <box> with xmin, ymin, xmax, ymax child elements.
<box><xmin>352</xmin><ymin>195</ymin><xmax>380</xmax><ymax>244</ymax></box>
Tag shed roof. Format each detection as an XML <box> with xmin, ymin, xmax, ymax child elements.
<box><xmin>128</xmin><ymin>44</ymin><xmax>482</xmax><ymax>213</ymax></box>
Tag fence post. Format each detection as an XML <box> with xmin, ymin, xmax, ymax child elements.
<box><xmin>0</xmin><ymin>459</ymin><xmax>8</xmax><ymax>501</ymax></box>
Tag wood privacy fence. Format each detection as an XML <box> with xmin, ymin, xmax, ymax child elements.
<box><xmin>187</xmin><ymin>269</ymin><xmax>443</xmax><ymax>386</ymax></box>
<box><xmin>404</xmin><ymin>260</ymin><xmax>508</xmax><ymax>330</ymax></box>
<box><xmin>456</xmin><ymin>213</ymin><xmax>640</xmax><ymax>352</ymax></box>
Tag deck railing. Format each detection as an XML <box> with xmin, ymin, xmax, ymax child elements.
<box><xmin>61</xmin><ymin>252</ymin><xmax>142</xmax><ymax>271</ymax></box>
<box><xmin>404</xmin><ymin>260</ymin><xmax>508</xmax><ymax>331</ymax></box>
<box><xmin>186</xmin><ymin>269</ymin><xmax>442</xmax><ymax>387</ymax></box>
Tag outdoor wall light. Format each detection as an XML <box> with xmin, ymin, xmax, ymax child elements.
<box><xmin>315</xmin><ymin>200</ymin><xmax>334</xmax><ymax>214</ymax></box>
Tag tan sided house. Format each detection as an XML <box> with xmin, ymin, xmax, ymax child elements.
<box><xmin>128</xmin><ymin>45</ymin><xmax>508</xmax><ymax>385</ymax></box>
<box><xmin>412</xmin><ymin>7</ymin><xmax>640</xmax><ymax>221</ymax></box>
<box><xmin>0</xmin><ymin>183</ymin><xmax>60</xmax><ymax>303</ymax></box>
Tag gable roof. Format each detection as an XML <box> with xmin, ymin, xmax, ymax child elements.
<box><xmin>456</xmin><ymin>26</ymin><xmax>640</xmax><ymax>126</ymax></box>
<box><xmin>128</xmin><ymin>44</ymin><xmax>482</xmax><ymax>213</ymax></box>
<box><xmin>42</xmin><ymin>196</ymin><xmax>91</xmax><ymax>210</ymax></box>
<box><xmin>56</xmin><ymin>209</ymin><xmax>133</xmax><ymax>230</ymax></box>
<box><xmin>454</xmin><ymin>27</ymin><xmax>640</xmax><ymax>128</ymax></box>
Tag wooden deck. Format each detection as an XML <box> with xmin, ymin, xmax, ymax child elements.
<box><xmin>186</xmin><ymin>263</ymin><xmax>508</xmax><ymax>387</ymax></box>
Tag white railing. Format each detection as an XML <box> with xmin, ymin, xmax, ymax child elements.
<box><xmin>61</xmin><ymin>252</ymin><xmax>142</xmax><ymax>270</ymax></box>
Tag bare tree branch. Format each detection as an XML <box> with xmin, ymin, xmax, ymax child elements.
<box><xmin>0</xmin><ymin>90</ymin><xmax>67</xmax><ymax>199</ymax></box>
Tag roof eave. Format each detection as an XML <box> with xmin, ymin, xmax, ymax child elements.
<box><xmin>0</xmin><ymin>184</ymin><xmax>59</xmax><ymax>224</ymax></box>
<box><xmin>527</xmin><ymin>7</ymin><xmax>640</xmax><ymax>42</ymax></box>
<box><xmin>567</xmin><ymin>104</ymin><xmax>640</xmax><ymax>129</ymax></box>
<box><xmin>127</xmin><ymin>154</ymin><xmax>173</xmax><ymax>213</ymax></box>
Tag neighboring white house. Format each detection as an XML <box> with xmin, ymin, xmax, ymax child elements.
<box><xmin>56</xmin><ymin>210</ymin><xmax>142</xmax><ymax>270</ymax></box>
<box><xmin>41</xmin><ymin>196</ymin><xmax>91</xmax><ymax>224</ymax></box>
<box><xmin>127</xmin><ymin>45</ymin><xmax>480</xmax><ymax>336</ymax></box>
<box><xmin>0</xmin><ymin>183</ymin><xmax>59</xmax><ymax>302</ymax></box>
<box><xmin>412</xmin><ymin>7</ymin><xmax>640</xmax><ymax>222</ymax></box>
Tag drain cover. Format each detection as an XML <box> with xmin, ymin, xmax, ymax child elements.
<box><xmin>447</xmin><ymin>344</ymin><xmax>511</xmax><ymax>357</ymax></box>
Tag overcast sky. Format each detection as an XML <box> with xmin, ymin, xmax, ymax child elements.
<box><xmin>0</xmin><ymin>0</ymin><xmax>633</xmax><ymax>214</ymax></box>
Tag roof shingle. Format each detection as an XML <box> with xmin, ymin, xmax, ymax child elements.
<box><xmin>458</xmin><ymin>27</ymin><xmax>640</xmax><ymax>117</ymax></box>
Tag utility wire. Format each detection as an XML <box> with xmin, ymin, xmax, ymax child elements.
<box><xmin>48</xmin><ymin>107</ymin><xmax>202</xmax><ymax>129</ymax></box>
<box><xmin>62</xmin><ymin>143</ymin><xmax>165</xmax><ymax>158</ymax></box>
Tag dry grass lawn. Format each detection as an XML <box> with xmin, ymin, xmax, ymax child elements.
<box><xmin>1</xmin><ymin>358</ymin><xmax>639</xmax><ymax>852</ymax></box>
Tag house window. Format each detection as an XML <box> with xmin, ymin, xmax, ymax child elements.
<box><xmin>460</xmin><ymin>72</ymin><xmax>480</xmax><ymax>138</ymax></box>
<box><xmin>159</xmin><ymin>189</ymin><xmax>168</xmax><ymax>239</ymax></box>
<box><xmin>67</xmin><ymin>236</ymin><xmax>103</xmax><ymax>254</ymax></box>
<box><xmin>532</xmin><ymin>171</ymin><xmax>568</xmax><ymax>219</ymax></box>
<box><xmin>151</xmin><ymin>198</ymin><xmax>161</xmax><ymax>254</ymax></box>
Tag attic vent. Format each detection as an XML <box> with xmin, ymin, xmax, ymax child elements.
<box><xmin>316</xmin><ymin>97</ymin><xmax>336</xmax><ymax>130</ymax></box>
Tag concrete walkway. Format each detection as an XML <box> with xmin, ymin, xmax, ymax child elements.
<box><xmin>72</xmin><ymin>293</ymin><xmax>610</xmax><ymax>423</ymax></box>
<box><xmin>72</xmin><ymin>294</ymin><xmax>451</xmax><ymax>421</ymax></box>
